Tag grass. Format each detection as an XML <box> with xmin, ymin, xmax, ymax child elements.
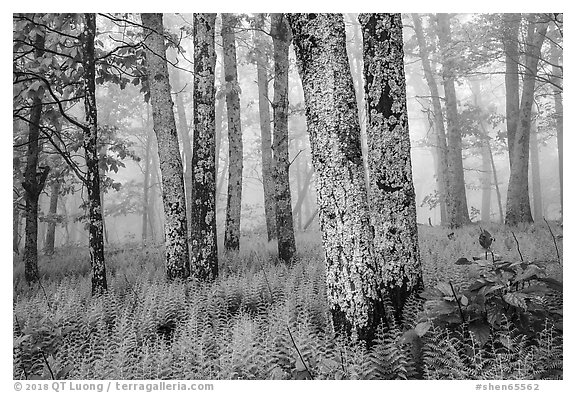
<box><xmin>12</xmin><ymin>222</ymin><xmax>563</xmax><ymax>380</ymax></box>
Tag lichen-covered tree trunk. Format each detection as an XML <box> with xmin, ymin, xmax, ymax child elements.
<box><xmin>530</xmin><ymin>117</ymin><xmax>542</xmax><ymax>221</ymax></box>
<box><xmin>271</xmin><ymin>13</ymin><xmax>296</xmax><ymax>263</ymax></box>
<box><xmin>502</xmin><ymin>13</ymin><xmax>521</xmax><ymax>167</ymax></box>
<box><xmin>190</xmin><ymin>13</ymin><xmax>218</xmax><ymax>281</ymax></box>
<box><xmin>288</xmin><ymin>13</ymin><xmax>381</xmax><ymax>342</ymax></box>
<box><xmin>254</xmin><ymin>13</ymin><xmax>277</xmax><ymax>242</ymax></box>
<box><xmin>411</xmin><ymin>13</ymin><xmax>452</xmax><ymax>227</ymax></box>
<box><xmin>44</xmin><ymin>178</ymin><xmax>60</xmax><ymax>255</ymax></box>
<box><xmin>141</xmin><ymin>13</ymin><xmax>190</xmax><ymax>279</ymax></box>
<box><xmin>506</xmin><ymin>17</ymin><xmax>548</xmax><ymax>226</ymax></box>
<box><xmin>436</xmin><ymin>13</ymin><xmax>470</xmax><ymax>226</ymax></box>
<box><xmin>221</xmin><ymin>14</ymin><xmax>243</xmax><ymax>252</ymax></box>
<box><xmin>360</xmin><ymin>13</ymin><xmax>423</xmax><ymax>320</ymax></box>
<box><xmin>82</xmin><ymin>13</ymin><xmax>107</xmax><ymax>295</ymax></box>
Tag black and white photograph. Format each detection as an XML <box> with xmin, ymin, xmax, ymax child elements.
<box><xmin>10</xmin><ymin>7</ymin><xmax>565</xmax><ymax>387</ymax></box>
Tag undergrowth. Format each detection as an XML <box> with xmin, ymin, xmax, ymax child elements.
<box><xmin>13</xmin><ymin>224</ymin><xmax>563</xmax><ymax>380</ymax></box>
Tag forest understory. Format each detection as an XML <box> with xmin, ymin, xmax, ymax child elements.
<box><xmin>13</xmin><ymin>223</ymin><xmax>563</xmax><ymax>380</ymax></box>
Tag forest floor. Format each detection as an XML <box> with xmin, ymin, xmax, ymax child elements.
<box><xmin>13</xmin><ymin>223</ymin><xmax>563</xmax><ymax>380</ymax></box>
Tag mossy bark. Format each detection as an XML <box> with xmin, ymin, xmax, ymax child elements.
<box><xmin>271</xmin><ymin>13</ymin><xmax>296</xmax><ymax>263</ymax></box>
<box><xmin>288</xmin><ymin>13</ymin><xmax>381</xmax><ymax>342</ymax></box>
<box><xmin>359</xmin><ymin>13</ymin><xmax>423</xmax><ymax>320</ymax></box>
<box><xmin>221</xmin><ymin>13</ymin><xmax>243</xmax><ymax>252</ymax></box>
<box><xmin>506</xmin><ymin>17</ymin><xmax>548</xmax><ymax>226</ymax></box>
<box><xmin>142</xmin><ymin>13</ymin><xmax>190</xmax><ymax>280</ymax></box>
<box><xmin>254</xmin><ymin>14</ymin><xmax>277</xmax><ymax>242</ymax></box>
<box><xmin>82</xmin><ymin>13</ymin><xmax>107</xmax><ymax>295</ymax></box>
<box><xmin>190</xmin><ymin>13</ymin><xmax>218</xmax><ymax>281</ymax></box>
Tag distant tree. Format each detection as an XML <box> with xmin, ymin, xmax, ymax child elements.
<box><xmin>506</xmin><ymin>15</ymin><xmax>548</xmax><ymax>225</ymax></box>
<box><xmin>141</xmin><ymin>13</ymin><xmax>190</xmax><ymax>280</ymax></box>
<box><xmin>359</xmin><ymin>13</ymin><xmax>423</xmax><ymax>320</ymax></box>
<box><xmin>190</xmin><ymin>13</ymin><xmax>218</xmax><ymax>281</ymax></box>
<box><xmin>221</xmin><ymin>13</ymin><xmax>243</xmax><ymax>252</ymax></box>
<box><xmin>436</xmin><ymin>13</ymin><xmax>470</xmax><ymax>227</ymax></box>
<box><xmin>288</xmin><ymin>13</ymin><xmax>381</xmax><ymax>343</ymax></box>
<box><xmin>253</xmin><ymin>13</ymin><xmax>277</xmax><ymax>242</ymax></box>
<box><xmin>529</xmin><ymin>116</ymin><xmax>542</xmax><ymax>221</ymax></box>
<box><xmin>271</xmin><ymin>13</ymin><xmax>296</xmax><ymax>263</ymax></box>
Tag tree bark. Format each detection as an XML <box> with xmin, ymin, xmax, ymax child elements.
<box><xmin>271</xmin><ymin>13</ymin><xmax>296</xmax><ymax>263</ymax></box>
<box><xmin>254</xmin><ymin>13</ymin><xmax>277</xmax><ymax>242</ymax></box>
<box><xmin>221</xmin><ymin>13</ymin><xmax>243</xmax><ymax>252</ymax></box>
<box><xmin>411</xmin><ymin>13</ymin><xmax>452</xmax><ymax>227</ymax></box>
<box><xmin>502</xmin><ymin>13</ymin><xmax>521</xmax><ymax>167</ymax></box>
<box><xmin>530</xmin><ymin>117</ymin><xmax>542</xmax><ymax>221</ymax></box>
<box><xmin>44</xmin><ymin>178</ymin><xmax>60</xmax><ymax>255</ymax></box>
<box><xmin>82</xmin><ymin>13</ymin><xmax>107</xmax><ymax>295</ymax></box>
<box><xmin>505</xmin><ymin>17</ymin><xmax>548</xmax><ymax>225</ymax></box>
<box><xmin>13</xmin><ymin>200</ymin><xmax>21</xmax><ymax>254</ymax></box>
<box><xmin>360</xmin><ymin>13</ymin><xmax>423</xmax><ymax>321</ymax></box>
<box><xmin>288</xmin><ymin>13</ymin><xmax>380</xmax><ymax>343</ymax></box>
<box><xmin>190</xmin><ymin>13</ymin><xmax>218</xmax><ymax>281</ymax></box>
<box><xmin>436</xmin><ymin>13</ymin><xmax>470</xmax><ymax>226</ymax></box>
<box><xmin>142</xmin><ymin>13</ymin><xmax>190</xmax><ymax>279</ymax></box>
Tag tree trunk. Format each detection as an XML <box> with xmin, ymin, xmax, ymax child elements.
<box><xmin>271</xmin><ymin>13</ymin><xmax>296</xmax><ymax>263</ymax></box>
<box><xmin>502</xmin><ymin>13</ymin><xmax>521</xmax><ymax>167</ymax></box>
<box><xmin>550</xmin><ymin>36</ymin><xmax>563</xmax><ymax>216</ymax></box>
<box><xmin>292</xmin><ymin>166</ymin><xmax>314</xmax><ymax>220</ymax></box>
<box><xmin>487</xmin><ymin>140</ymin><xmax>504</xmax><ymax>224</ymax></box>
<box><xmin>142</xmin><ymin>13</ymin><xmax>190</xmax><ymax>279</ymax></box>
<box><xmin>505</xmin><ymin>17</ymin><xmax>548</xmax><ymax>225</ymax></box>
<box><xmin>13</xmin><ymin>201</ymin><xmax>21</xmax><ymax>254</ymax></box>
<box><xmin>142</xmin><ymin>125</ymin><xmax>153</xmax><ymax>245</ymax></box>
<box><xmin>254</xmin><ymin>14</ymin><xmax>277</xmax><ymax>242</ymax></box>
<box><xmin>360</xmin><ymin>13</ymin><xmax>423</xmax><ymax>321</ymax></box>
<box><xmin>22</xmin><ymin>26</ymin><xmax>48</xmax><ymax>284</ymax></box>
<box><xmin>303</xmin><ymin>207</ymin><xmax>318</xmax><ymax>231</ymax></box>
<box><xmin>190</xmin><ymin>13</ymin><xmax>218</xmax><ymax>281</ymax></box>
<box><xmin>411</xmin><ymin>13</ymin><xmax>452</xmax><ymax>227</ymax></box>
<box><xmin>530</xmin><ymin>117</ymin><xmax>542</xmax><ymax>221</ymax></box>
<box><xmin>82</xmin><ymin>13</ymin><xmax>107</xmax><ymax>295</ymax></box>
<box><xmin>288</xmin><ymin>13</ymin><xmax>381</xmax><ymax>343</ymax></box>
<box><xmin>436</xmin><ymin>13</ymin><xmax>470</xmax><ymax>226</ymax></box>
<box><xmin>44</xmin><ymin>178</ymin><xmax>60</xmax><ymax>255</ymax></box>
<box><xmin>171</xmin><ymin>67</ymin><xmax>193</xmax><ymax>234</ymax></box>
<box><xmin>221</xmin><ymin>13</ymin><xmax>244</xmax><ymax>252</ymax></box>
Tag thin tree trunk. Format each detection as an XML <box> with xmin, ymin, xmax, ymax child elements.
<box><xmin>142</xmin><ymin>125</ymin><xmax>153</xmax><ymax>245</ymax></box>
<box><xmin>411</xmin><ymin>13</ymin><xmax>452</xmax><ymax>227</ymax></box>
<box><xmin>82</xmin><ymin>13</ymin><xmax>107</xmax><ymax>295</ymax></box>
<box><xmin>530</xmin><ymin>117</ymin><xmax>542</xmax><ymax>221</ymax></box>
<box><xmin>360</xmin><ymin>13</ymin><xmax>423</xmax><ymax>321</ymax></box>
<box><xmin>271</xmin><ymin>13</ymin><xmax>296</xmax><ymax>263</ymax></box>
<box><xmin>487</xmin><ymin>141</ymin><xmax>504</xmax><ymax>224</ymax></box>
<box><xmin>142</xmin><ymin>13</ymin><xmax>190</xmax><ymax>279</ymax></box>
<box><xmin>550</xmin><ymin>37</ymin><xmax>563</xmax><ymax>215</ymax></box>
<box><xmin>254</xmin><ymin>13</ymin><xmax>277</xmax><ymax>241</ymax></box>
<box><xmin>288</xmin><ymin>13</ymin><xmax>380</xmax><ymax>343</ymax></box>
<box><xmin>303</xmin><ymin>207</ymin><xmax>318</xmax><ymax>231</ymax></box>
<box><xmin>506</xmin><ymin>17</ymin><xmax>548</xmax><ymax>225</ymax></box>
<box><xmin>13</xmin><ymin>201</ymin><xmax>21</xmax><ymax>254</ymax></box>
<box><xmin>502</xmin><ymin>13</ymin><xmax>521</xmax><ymax>167</ymax></box>
<box><xmin>44</xmin><ymin>179</ymin><xmax>60</xmax><ymax>255</ymax></box>
<box><xmin>222</xmin><ymin>13</ymin><xmax>243</xmax><ymax>252</ymax></box>
<box><xmin>190</xmin><ymin>13</ymin><xmax>218</xmax><ymax>281</ymax></box>
<box><xmin>292</xmin><ymin>166</ymin><xmax>314</xmax><ymax>219</ymax></box>
<box><xmin>436</xmin><ymin>13</ymin><xmax>470</xmax><ymax>226</ymax></box>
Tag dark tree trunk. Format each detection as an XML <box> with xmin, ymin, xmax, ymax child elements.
<box><xmin>221</xmin><ymin>13</ymin><xmax>243</xmax><ymax>252</ymax></box>
<box><xmin>360</xmin><ymin>13</ymin><xmax>423</xmax><ymax>321</ymax></box>
<box><xmin>288</xmin><ymin>13</ymin><xmax>380</xmax><ymax>343</ymax></box>
<box><xmin>254</xmin><ymin>13</ymin><xmax>277</xmax><ymax>242</ymax></box>
<box><xmin>22</xmin><ymin>27</ymin><xmax>48</xmax><ymax>284</ymax></box>
<box><xmin>502</xmin><ymin>13</ymin><xmax>521</xmax><ymax>167</ymax></box>
<box><xmin>411</xmin><ymin>13</ymin><xmax>452</xmax><ymax>227</ymax></box>
<box><xmin>190</xmin><ymin>13</ymin><xmax>218</xmax><ymax>281</ymax></box>
<box><xmin>436</xmin><ymin>13</ymin><xmax>470</xmax><ymax>226</ymax></box>
<box><xmin>13</xmin><ymin>201</ymin><xmax>21</xmax><ymax>254</ymax></box>
<box><xmin>44</xmin><ymin>178</ymin><xmax>60</xmax><ymax>255</ymax></box>
<box><xmin>271</xmin><ymin>13</ymin><xmax>296</xmax><ymax>263</ymax></box>
<box><xmin>506</xmin><ymin>17</ymin><xmax>548</xmax><ymax>225</ymax></box>
<box><xmin>142</xmin><ymin>13</ymin><xmax>190</xmax><ymax>279</ymax></box>
<box><xmin>81</xmin><ymin>13</ymin><xmax>107</xmax><ymax>295</ymax></box>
